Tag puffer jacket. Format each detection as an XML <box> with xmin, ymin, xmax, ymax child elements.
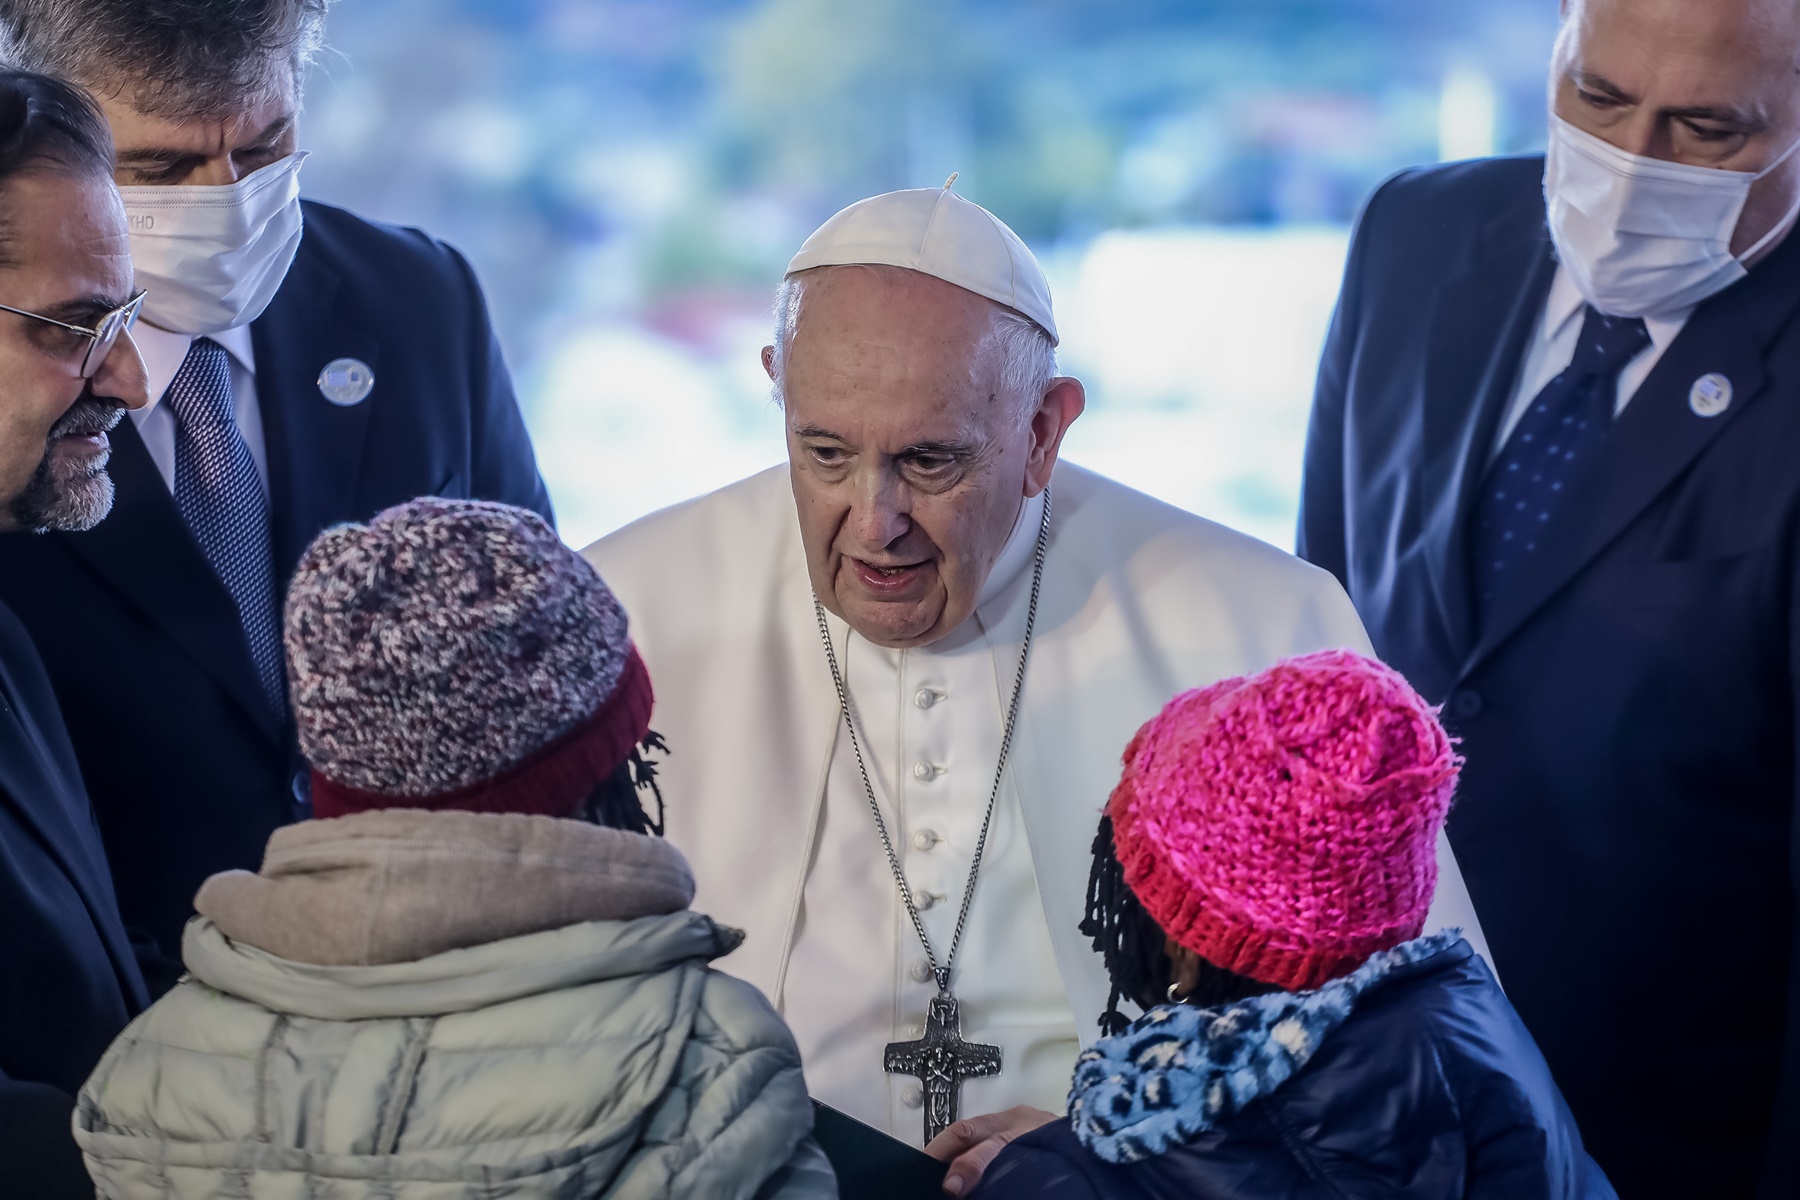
<box><xmin>974</xmin><ymin>933</ymin><xmax>1614</xmax><ymax>1200</ymax></box>
<box><xmin>73</xmin><ymin>810</ymin><xmax>837</xmax><ymax>1200</ymax></box>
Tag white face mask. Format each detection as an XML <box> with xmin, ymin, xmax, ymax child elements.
<box><xmin>1545</xmin><ymin>115</ymin><xmax>1800</xmax><ymax>318</ymax></box>
<box><xmin>119</xmin><ymin>151</ymin><xmax>309</xmax><ymax>335</ymax></box>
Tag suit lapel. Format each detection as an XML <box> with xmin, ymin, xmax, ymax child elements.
<box><xmin>251</xmin><ymin>235</ymin><xmax>381</xmax><ymax>582</ymax></box>
<box><xmin>1464</xmin><ymin>226</ymin><xmax>1800</xmax><ymax>678</ymax></box>
<box><xmin>1418</xmin><ymin>205</ymin><xmax>1557</xmax><ymax>666</ymax></box>
<box><xmin>59</xmin><ymin>420</ymin><xmax>282</xmax><ymax>745</ymax></box>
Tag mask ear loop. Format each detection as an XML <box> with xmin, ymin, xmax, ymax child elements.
<box><xmin>1736</xmin><ymin>133</ymin><xmax>1800</xmax><ymax>263</ymax></box>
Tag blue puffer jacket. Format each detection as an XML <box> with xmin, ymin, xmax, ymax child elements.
<box><xmin>974</xmin><ymin>933</ymin><xmax>1614</xmax><ymax>1200</ymax></box>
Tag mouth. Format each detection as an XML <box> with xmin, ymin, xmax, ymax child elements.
<box><xmin>847</xmin><ymin>556</ymin><xmax>933</xmax><ymax>596</ymax></box>
<box><xmin>46</xmin><ymin>399</ymin><xmax>125</xmax><ymax>456</ymax></box>
<box><xmin>51</xmin><ymin>428</ymin><xmax>112</xmax><ymax>454</ymax></box>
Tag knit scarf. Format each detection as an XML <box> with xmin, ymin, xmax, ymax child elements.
<box><xmin>1069</xmin><ymin>929</ymin><xmax>1462</xmax><ymax>1163</ymax></box>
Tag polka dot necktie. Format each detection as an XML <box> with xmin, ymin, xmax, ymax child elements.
<box><xmin>1471</xmin><ymin>306</ymin><xmax>1650</xmax><ymax>621</ymax></box>
<box><xmin>166</xmin><ymin>338</ymin><xmax>285</xmax><ymax>717</ymax></box>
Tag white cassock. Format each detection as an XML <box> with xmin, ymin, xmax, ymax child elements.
<box><xmin>585</xmin><ymin>460</ymin><xmax>1490</xmax><ymax>1145</ymax></box>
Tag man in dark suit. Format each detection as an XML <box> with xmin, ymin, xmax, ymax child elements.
<box><xmin>0</xmin><ymin>1</ymin><xmax>552</xmax><ymax>987</ymax></box>
<box><xmin>0</xmin><ymin>69</ymin><xmax>154</xmax><ymax>1198</ymax></box>
<box><xmin>1299</xmin><ymin>1</ymin><xmax>1800</xmax><ymax>1195</ymax></box>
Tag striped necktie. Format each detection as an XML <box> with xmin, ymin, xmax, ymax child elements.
<box><xmin>165</xmin><ymin>338</ymin><xmax>285</xmax><ymax>716</ymax></box>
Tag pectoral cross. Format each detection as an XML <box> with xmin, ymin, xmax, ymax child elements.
<box><xmin>884</xmin><ymin>992</ymin><xmax>1002</xmax><ymax>1144</ymax></box>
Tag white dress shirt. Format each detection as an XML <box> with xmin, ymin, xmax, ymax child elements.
<box><xmin>127</xmin><ymin>322</ymin><xmax>268</xmax><ymax>495</ymax></box>
<box><xmin>782</xmin><ymin>489</ymin><xmax>1080</xmax><ymax>1142</ymax></box>
<box><xmin>1491</xmin><ymin>265</ymin><xmax>1694</xmax><ymax>457</ymax></box>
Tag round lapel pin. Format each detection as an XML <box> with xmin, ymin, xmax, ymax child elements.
<box><xmin>1688</xmin><ymin>372</ymin><xmax>1731</xmax><ymax>418</ymax></box>
<box><xmin>317</xmin><ymin>357</ymin><xmax>375</xmax><ymax>407</ymax></box>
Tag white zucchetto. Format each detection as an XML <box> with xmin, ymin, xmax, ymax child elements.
<box><xmin>785</xmin><ymin>176</ymin><xmax>1059</xmax><ymax>345</ymax></box>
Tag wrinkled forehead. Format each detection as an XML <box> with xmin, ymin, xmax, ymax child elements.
<box><xmin>781</xmin><ymin>267</ymin><xmax>1023</xmax><ymax>439</ymax></box>
<box><xmin>1563</xmin><ymin>0</ymin><xmax>1800</xmax><ymax>110</ymax></box>
<box><xmin>787</xmin><ymin>265</ymin><xmax>1004</xmax><ymax>377</ymax></box>
<box><xmin>0</xmin><ymin>170</ymin><xmax>134</xmax><ymax>295</ymax></box>
<box><xmin>87</xmin><ymin>39</ymin><xmax>302</xmax><ymax>115</ymax></box>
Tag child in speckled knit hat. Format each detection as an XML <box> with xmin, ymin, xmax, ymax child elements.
<box><xmin>973</xmin><ymin>650</ymin><xmax>1615</xmax><ymax>1200</ymax></box>
<box><xmin>74</xmin><ymin>499</ymin><xmax>836</xmax><ymax>1200</ymax></box>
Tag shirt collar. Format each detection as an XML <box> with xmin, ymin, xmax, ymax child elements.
<box><xmin>1544</xmin><ymin>264</ymin><xmax>1692</xmax><ymax>353</ymax></box>
<box><xmin>129</xmin><ymin>321</ymin><xmax>258</xmax><ymax>420</ymax></box>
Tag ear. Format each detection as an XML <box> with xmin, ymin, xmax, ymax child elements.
<box><xmin>1023</xmin><ymin>377</ymin><xmax>1086</xmax><ymax>497</ymax></box>
<box><xmin>761</xmin><ymin>344</ymin><xmax>776</xmax><ymax>380</ymax></box>
<box><xmin>1164</xmin><ymin>937</ymin><xmax>1203</xmax><ymax>1000</ymax></box>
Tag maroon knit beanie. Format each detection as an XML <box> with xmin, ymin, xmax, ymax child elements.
<box><xmin>284</xmin><ymin>498</ymin><xmax>652</xmax><ymax>821</ymax></box>
<box><xmin>1107</xmin><ymin>650</ymin><xmax>1460</xmax><ymax>992</ymax></box>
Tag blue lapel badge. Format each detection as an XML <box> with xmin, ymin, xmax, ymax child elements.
<box><xmin>1689</xmin><ymin>373</ymin><xmax>1731</xmax><ymax>418</ymax></box>
<box><xmin>317</xmin><ymin>357</ymin><xmax>375</xmax><ymax>407</ymax></box>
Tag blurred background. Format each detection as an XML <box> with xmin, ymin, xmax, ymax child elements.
<box><xmin>299</xmin><ymin>0</ymin><xmax>1561</xmax><ymax>550</ymax></box>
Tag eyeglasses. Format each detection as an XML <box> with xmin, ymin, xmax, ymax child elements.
<box><xmin>0</xmin><ymin>290</ymin><xmax>146</xmax><ymax>378</ymax></box>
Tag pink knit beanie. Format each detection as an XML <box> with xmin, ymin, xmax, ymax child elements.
<box><xmin>1107</xmin><ymin>650</ymin><xmax>1460</xmax><ymax>992</ymax></box>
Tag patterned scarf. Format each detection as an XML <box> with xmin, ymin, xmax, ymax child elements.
<box><xmin>1070</xmin><ymin>929</ymin><xmax>1462</xmax><ymax>1163</ymax></box>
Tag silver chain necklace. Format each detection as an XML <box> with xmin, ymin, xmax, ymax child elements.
<box><xmin>811</xmin><ymin>488</ymin><xmax>1051</xmax><ymax>1143</ymax></box>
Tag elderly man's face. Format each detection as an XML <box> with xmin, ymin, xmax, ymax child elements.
<box><xmin>1553</xmin><ymin>0</ymin><xmax>1800</xmax><ymax>257</ymax></box>
<box><xmin>774</xmin><ymin>266</ymin><xmax>1082</xmax><ymax>649</ymax></box>
<box><xmin>0</xmin><ymin>171</ymin><xmax>150</xmax><ymax>533</ymax></box>
<box><xmin>96</xmin><ymin>65</ymin><xmax>298</xmax><ymax>188</ymax></box>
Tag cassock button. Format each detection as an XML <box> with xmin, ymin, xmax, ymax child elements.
<box><xmin>912</xmin><ymin>762</ymin><xmax>936</xmax><ymax>781</ymax></box>
<box><xmin>1449</xmin><ymin>689</ymin><xmax>1484</xmax><ymax>720</ymax></box>
<box><xmin>902</xmin><ymin>1085</ymin><xmax>924</xmax><ymax>1109</ymax></box>
<box><xmin>915</xmin><ymin>890</ymin><xmax>943</xmax><ymax>911</ymax></box>
<box><xmin>913</xmin><ymin>829</ymin><xmax>941</xmax><ymax>850</ymax></box>
<box><xmin>914</xmin><ymin>688</ymin><xmax>940</xmax><ymax>710</ymax></box>
<box><xmin>909</xmin><ymin>960</ymin><xmax>934</xmax><ymax>983</ymax></box>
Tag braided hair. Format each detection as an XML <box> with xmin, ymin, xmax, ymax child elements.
<box><xmin>1080</xmin><ymin>815</ymin><xmax>1281</xmax><ymax>1037</ymax></box>
<box><xmin>579</xmin><ymin>730</ymin><xmax>669</xmax><ymax>837</ymax></box>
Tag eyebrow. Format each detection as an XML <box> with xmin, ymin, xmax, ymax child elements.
<box><xmin>1574</xmin><ymin>70</ymin><xmax>1769</xmax><ymax>130</ymax></box>
<box><xmin>114</xmin><ymin>114</ymin><xmax>295</xmax><ymax>169</ymax></box>
<box><xmin>897</xmin><ymin>439</ymin><xmax>976</xmax><ymax>456</ymax></box>
<box><xmin>790</xmin><ymin>423</ymin><xmax>976</xmax><ymax>456</ymax></box>
<box><xmin>39</xmin><ymin>293</ymin><xmax>131</xmax><ymax>324</ymax></box>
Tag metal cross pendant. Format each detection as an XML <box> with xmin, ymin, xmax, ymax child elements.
<box><xmin>884</xmin><ymin>992</ymin><xmax>1002</xmax><ymax>1144</ymax></box>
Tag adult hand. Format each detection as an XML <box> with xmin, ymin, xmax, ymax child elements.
<box><xmin>924</xmin><ymin>1105</ymin><xmax>1058</xmax><ymax>1196</ymax></box>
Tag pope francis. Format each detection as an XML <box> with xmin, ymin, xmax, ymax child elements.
<box><xmin>584</xmin><ymin>181</ymin><xmax>1489</xmax><ymax>1170</ymax></box>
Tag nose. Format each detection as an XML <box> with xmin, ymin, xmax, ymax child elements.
<box><xmin>850</xmin><ymin>470</ymin><xmax>912</xmax><ymax>550</ymax></box>
<box><xmin>92</xmin><ymin>327</ymin><xmax>150</xmax><ymax>410</ymax></box>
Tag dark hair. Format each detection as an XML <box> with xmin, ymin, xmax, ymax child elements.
<box><xmin>0</xmin><ymin>0</ymin><xmax>332</xmax><ymax>119</ymax></box>
<box><xmin>0</xmin><ymin>69</ymin><xmax>112</xmax><ymax>267</ymax></box>
<box><xmin>578</xmin><ymin>731</ymin><xmax>669</xmax><ymax>837</ymax></box>
<box><xmin>1080</xmin><ymin>815</ymin><xmax>1281</xmax><ymax>1037</ymax></box>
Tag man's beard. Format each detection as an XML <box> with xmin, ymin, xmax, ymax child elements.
<box><xmin>10</xmin><ymin>397</ymin><xmax>126</xmax><ymax>533</ymax></box>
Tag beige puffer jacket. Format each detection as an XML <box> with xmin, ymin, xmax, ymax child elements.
<box><xmin>73</xmin><ymin>811</ymin><xmax>837</xmax><ymax>1200</ymax></box>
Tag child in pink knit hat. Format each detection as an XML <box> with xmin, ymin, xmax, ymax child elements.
<box><xmin>974</xmin><ymin>650</ymin><xmax>1614</xmax><ymax>1200</ymax></box>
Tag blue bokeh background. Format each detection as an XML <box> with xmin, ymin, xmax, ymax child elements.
<box><xmin>299</xmin><ymin>0</ymin><xmax>1561</xmax><ymax>547</ymax></box>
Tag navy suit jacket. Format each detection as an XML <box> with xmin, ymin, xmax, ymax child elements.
<box><xmin>0</xmin><ymin>598</ymin><xmax>147</xmax><ymax>1198</ymax></box>
<box><xmin>1299</xmin><ymin>155</ymin><xmax>1800</xmax><ymax>1198</ymax></box>
<box><xmin>0</xmin><ymin>201</ymin><xmax>552</xmax><ymax>981</ymax></box>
